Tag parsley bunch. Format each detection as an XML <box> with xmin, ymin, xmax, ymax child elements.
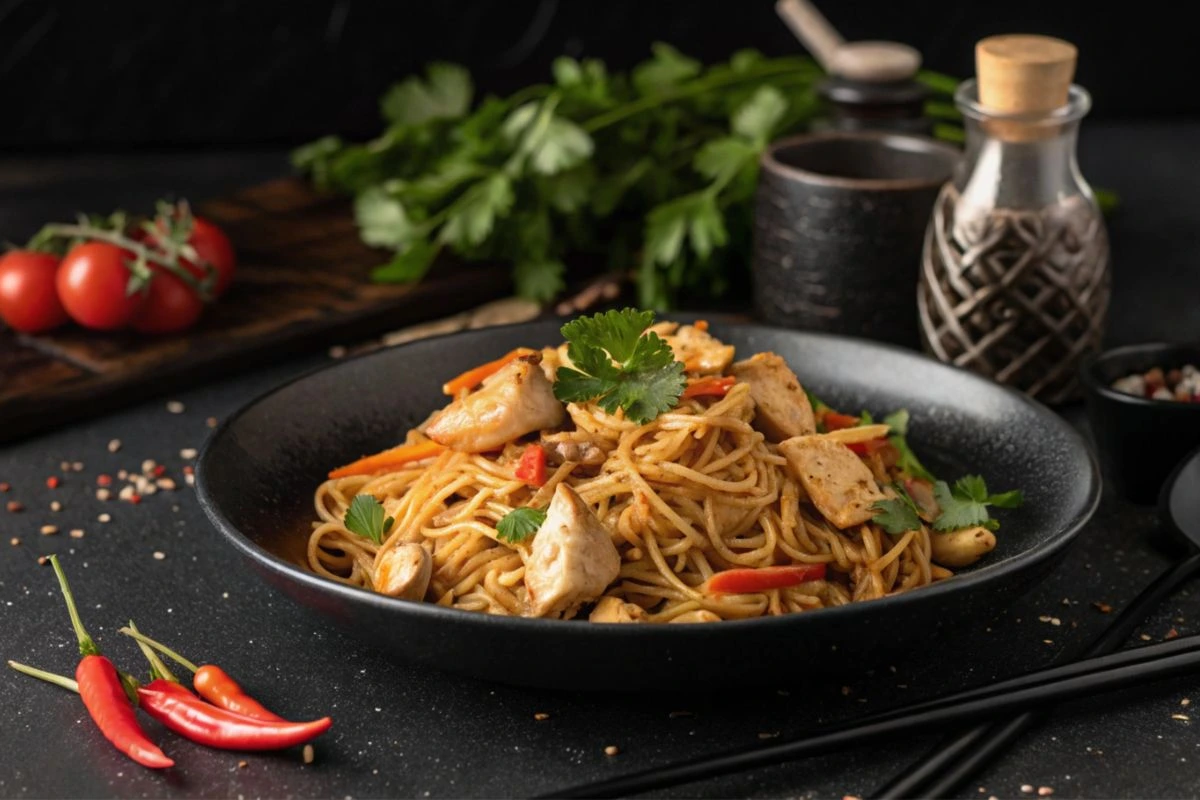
<box><xmin>293</xmin><ymin>45</ymin><xmax>962</xmax><ymax>309</ymax></box>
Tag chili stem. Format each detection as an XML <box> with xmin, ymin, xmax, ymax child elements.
<box><xmin>8</xmin><ymin>660</ymin><xmax>80</xmax><ymax>693</ymax></box>
<box><xmin>128</xmin><ymin>620</ymin><xmax>179</xmax><ymax>684</ymax></box>
<box><xmin>48</xmin><ymin>555</ymin><xmax>98</xmax><ymax>657</ymax></box>
<box><xmin>118</xmin><ymin>627</ymin><xmax>199</xmax><ymax>674</ymax></box>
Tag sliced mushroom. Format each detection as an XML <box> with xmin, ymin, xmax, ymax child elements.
<box><xmin>930</xmin><ymin>526</ymin><xmax>997</xmax><ymax>568</ymax></box>
<box><xmin>588</xmin><ymin>596</ymin><xmax>647</xmax><ymax>624</ymax></box>
<box><xmin>374</xmin><ymin>543</ymin><xmax>433</xmax><ymax>600</ymax></box>
<box><xmin>669</xmin><ymin>609</ymin><xmax>722</xmax><ymax>623</ymax></box>
<box><xmin>540</xmin><ymin>432</ymin><xmax>608</xmax><ymax>467</ymax></box>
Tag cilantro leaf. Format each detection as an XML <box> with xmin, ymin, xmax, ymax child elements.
<box><xmin>859</xmin><ymin>410</ymin><xmax>875</xmax><ymax>425</ymax></box>
<box><xmin>344</xmin><ymin>495</ymin><xmax>395</xmax><ymax>545</ymax></box>
<box><xmin>290</xmin><ymin>135</ymin><xmax>344</xmax><ymax>189</ymax></box>
<box><xmin>381</xmin><ymin>62</ymin><xmax>473</xmax><ymax>126</ymax></box>
<box><xmin>644</xmin><ymin>192</ymin><xmax>728</xmax><ymax>268</ymax></box>
<box><xmin>932</xmin><ymin>476</ymin><xmax>1025</xmax><ymax>532</ymax></box>
<box><xmin>355</xmin><ymin>187</ymin><xmax>417</xmax><ymax>248</ymax></box>
<box><xmin>370</xmin><ymin>239</ymin><xmax>441</xmax><ymax>284</ymax></box>
<box><xmin>438</xmin><ymin>174</ymin><xmax>514</xmax><ymax>248</ymax></box>
<box><xmin>504</xmin><ymin>101</ymin><xmax>595</xmax><ymax>176</ymax></box>
<box><xmin>515</xmin><ymin>259</ymin><xmax>565</xmax><ymax>302</ymax></box>
<box><xmin>872</xmin><ymin>494</ymin><xmax>923</xmax><ymax>535</ymax></box>
<box><xmin>496</xmin><ymin>506</ymin><xmax>547</xmax><ymax>543</ymax></box>
<box><xmin>882</xmin><ymin>409</ymin><xmax>936</xmax><ymax>483</ymax></box>
<box><xmin>693</xmin><ymin>137</ymin><xmax>759</xmax><ymax>186</ymax></box>
<box><xmin>632</xmin><ymin>43</ymin><xmax>701</xmax><ymax>94</ymax></box>
<box><xmin>541</xmin><ymin>165</ymin><xmax>595</xmax><ymax>214</ymax></box>
<box><xmin>731</xmin><ymin>85</ymin><xmax>788</xmax><ymax>143</ymax></box>
<box><xmin>553</xmin><ymin>308</ymin><xmax>686</xmax><ymax>424</ymax></box>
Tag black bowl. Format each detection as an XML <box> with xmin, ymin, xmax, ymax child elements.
<box><xmin>1081</xmin><ymin>342</ymin><xmax>1200</xmax><ymax>505</ymax></box>
<box><xmin>196</xmin><ymin>319</ymin><xmax>1099</xmax><ymax>691</ymax></box>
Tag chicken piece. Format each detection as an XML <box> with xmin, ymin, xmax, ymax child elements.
<box><xmin>656</xmin><ymin>323</ymin><xmax>735</xmax><ymax>375</ymax></box>
<box><xmin>540</xmin><ymin>432</ymin><xmax>608</xmax><ymax>467</ymax></box>
<box><xmin>524</xmin><ymin>484</ymin><xmax>621</xmax><ymax>619</ymax></box>
<box><xmin>374</xmin><ymin>543</ymin><xmax>433</xmax><ymax>601</ymax></box>
<box><xmin>669</xmin><ymin>609</ymin><xmax>721</xmax><ymax>623</ymax></box>
<box><xmin>930</xmin><ymin>526</ymin><xmax>996</xmax><ymax>568</ymax></box>
<box><xmin>729</xmin><ymin>352</ymin><xmax>816</xmax><ymax>441</ymax></box>
<box><xmin>779</xmin><ymin>436</ymin><xmax>886</xmax><ymax>529</ymax></box>
<box><xmin>426</xmin><ymin>355</ymin><xmax>565</xmax><ymax>453</ymax></box>
<box><xmin>588</xmin><ymin>596</ymin><xmax>646</xmax><ymax>624</ymax></box>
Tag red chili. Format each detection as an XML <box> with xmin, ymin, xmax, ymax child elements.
<box><xmin>821</xmin><ymin>411</ymin><xmax>861</xmax><ymax>431</ymax></box>
<box><xmin>847</xmin><ymin>438</ymin><xmax>890</xmax><ymax>457</ymax></box>
<box><xmin>136</xmin><ymin>680</ymin><xmax>332</xmax><ymax>751</ymax></box>
<box><xmin>681</xmin><ymin>376</ymin><xmax>736</xmax><ymax>399</ymax></box>
<box><xmin>77</xmin><ymin>655</ymin><xmax>175</xmax><ymax>768</ymax></box>
<box><xmin>46</xmin><ymin>476</ymin><xmax>60</xmax><ymax>489</ymax></box>
<box><xmin>193</xmin><ymin>665</ymin><xmax>285</xmax><ymax>722</ymax></box>
<box><xmin>48</xmin><ymin>556</ymin><xmax>173</xmax><ymax>769</ymax></box>
<box><xmin>514</xmin><ymin>445</ymin><xmax>547</xmax><ymax>487</ymax></box>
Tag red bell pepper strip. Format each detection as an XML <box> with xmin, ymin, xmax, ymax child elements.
<box><xmin>47</xmin><ymin>556</ymin><xmax>174</xmax><ymax>769</ymax></box>
<box><xmin>135</xmin><ymin>681</ymin><xmax>332</xmax><ymax>751</ymax></box>
<box><xmin>514</xmin><ymin>444</ymin><xmax>547</xmax><ymax>487</ymax></box>
<box><xmin>821</xmin><ymin>411</ymin><xmax>861</xmax><ymax>431</ymax></box>
<box><xmin>848</xmin><ymin>437</ymin><xmax>890</xmax><ymax>457</ymax></box>
<box><xmin>904</xmin><ymin>477</ymin><xmax>941</xmax><ymax>521</ymax></box>
<box><xmin>682</xmin><ymin>376</ymin><xmax>736</xmax><ymax>399</ymax></box>
<box><xmin>706</xmin><ymin>563</ymin><xmax>827</xmax><ymax>594</ymax></box>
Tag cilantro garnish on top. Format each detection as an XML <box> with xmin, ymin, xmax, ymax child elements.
<box><xmin>553</xmin><ymin>308</ymin><xmax>686</xmax><ymax>424</ymax></box>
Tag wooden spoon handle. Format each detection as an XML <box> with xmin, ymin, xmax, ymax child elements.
<box><xmin>774</xmin><ymin>0</ymin><xmax>844</xmax><ymax>71</ymax></box>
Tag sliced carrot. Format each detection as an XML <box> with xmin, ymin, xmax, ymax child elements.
<box><xmin>442</xmin><ymin>348</ymin><xmax>537</xmax><ymax>396</ymax></box>
<box><xmin>693</xmin><ymin>319</ymin><xmax>709</xmax><ymax>332</ymax></box>
<box><xmin>821</xmin><ymin>411</ymin><xmax>860</xmax><ymax>431</ymax></box>
<box><xmin>681</xmin><ymin>375</ymin><xmax>736</xmax><ymax>399</ymax></box>
<box><xmin>328</xmin><ymin>440</ymin><xmax>445</xmax><ymax>479</ymax></box>
<box><xmin>706</xmin><ymin>564</ymin><xmax>827</xmax><ymax>594</ymax></box>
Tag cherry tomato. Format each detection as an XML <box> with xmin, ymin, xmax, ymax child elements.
<box><xmin>148</xmin><ymin>214</ymin><xmax>236</xmax><ymax>297</ymax></box>
<box><xmin>131</xmin><ymin>268</ymin><xmax>204</xmax><ymax>334</ymax></box>
<box><xmin>0</xmin><ymin>250</ymin><xmax>69</xmax><ymax>333</ymax></box>
<box><xmin>56</xmin><ymin>243</ymin><xmax>147</xmax><ymax>330</ymax></box>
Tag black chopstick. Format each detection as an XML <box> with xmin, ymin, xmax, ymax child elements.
<box><xmin>870</xmin><ymin>550</ymin><xmax>1200</xmax><ymax>799</ymax></box>
<box><xmin>544</xmin><ymin>634</ymin><xmax>1200</xmax><ymax>799</ymax></box>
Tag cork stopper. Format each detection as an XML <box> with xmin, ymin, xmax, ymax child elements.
<box><xmin>976</xmin><ymin>35</ymin><xmax>1077</xmax><ymax>114</ymax></box>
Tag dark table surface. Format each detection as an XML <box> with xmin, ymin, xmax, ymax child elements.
<box><xmin>2</xmin><ymin>120</ymin><xmax>1200</xmax><ymax>799</ymax></box>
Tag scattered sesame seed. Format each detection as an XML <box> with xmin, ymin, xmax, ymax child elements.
<box><xmin>6</xmin><ymin>500</ymin><xmax>24</xmax><ymax>513</ymax></box>
<box><xmin>185</xmin><ymin>473</ymin><xmax>196</xmax><ymax>487</ymax></box>
<box><xmin>302</xmin><ymin>744</ymin><xmax>314</xmax><ymax>764</ymax></box>
<box><xmin>9</xmin><ymin>537</ymin><xmax>20</xmax><ymax>546</ymax></box>
<box><xmin>1043</xmin><ymin>639</ymin><xmax>1053</xmax><ymax>645</ymax></box>
<box><xmin>156</xmin><ymin>478</ymin><xmax>177</xmax><ymax>491</ymax></box>
<box><xmin>1140</xmin><ymin>634</ymin><xmax>1153</xmax><ymax>641</ymax></box>
<box><xmin>40</xmin><ymin>525</ymin><xmax>58</xmax><ymax>536</ymax></box>
<box><xmin>45</xmin><ymin>476</ymin><xmax>60</xmax><ymax>489</ymax></box>
<box><xmin>1172</xmin><ymin>714</ymin><xmax>1190</xmax><ymax>722</ymax></box>
<box><xmin>1050</xmin><ymin>618</ymin><xmax>1061</xmax><ymax>626</ymax></box>
<box><xmin>237</xmin><ymin>760</ymin><xmax>247</xmax><ymax>769</ymax></box>
<box><xmin>1038</xmin><ymin>788</ymin><xmax>1054</xmax><ymax>797</ymax></box>
<box><xmin>533</xmin><ymin>713</ymin><xmax>550</xmax><ymax>721</ymax></box>
<box><xmin>96</xmin><ymin>489</ymin><xmax>111</xmax><ymax>501</ymax></box>
<box><xmin>604</xmin><ymin>745</ymin><xmax>620</xmax><ymax>756</ymax></box>
<box><xmin>107</xmin><ymin>439</ymin><xmax>122</xmax><ymax>453</ymax></box>
<box><xmin>1182</xmin><ymin>698</ymin><xmax>1191</xmax><ymax>707</ymax></box>
<box><xmin>118</xmin><ymin>485</ymin><xmax>136</xmax><ymax>501</ymax></box>
<box><xmin>668</xmin><ymin>710</ymin><xmax>694</xmax><ymax>718</ymax></box>
<box><xmin>37</xmin><ymin>555</ymin><xmax>49</xmax><ymax>566</ymax></box>
<box><xmin>1093</xmin><ymin>601</ymin><xmax>1113</xmax><ymax>613</ymax></box>
<box><xmin>180</xmin><ymin>448</ymin><xmax>198</xmax><ymax>460</ymax></box>
<box><xmin>50</xmin><ymin>501</ymin><xmax>62</xmax><ymax>512</ymax></box>
<box><xmin>757</xmin><ymin>731</ymin><xmax>779</xmax><ymax>740</ymax></box>
<box><xmin>98</xmin><ymin>513</ymin><xmax>112</xmax><ymax>523</ymax></box>
<box><xmin>328</xmin><ymin>345</ymin><xmax>347</xmax><ymax>359</ymax></box>
<box><xmin>1038</xmin><ymin>615</ymin><xmax>1051</xmax><ymax>622</ymax></box>
<box><xmin>141</xmin><ymin>459</ymin><xmax>156</xmax><ymax>475</ymax></box>
<box><xmin>71</xmin><ymin>461</ymin><xmax>84</xmax><ymax>472</ymax></box>
<box><xmin>153</xmin><ymin>551</ymin><xmax>166</xmax><ymax>560</ymax></box>
<box><xmin>69</xmin><ymin>529</ymin><xmax>84</xmax><ymax>539</ymax></box>
<box><xmin>206</xmin><ymin>417</ymin><xmax>218</xmax><ymax>428</ymax></box>
<box><xmin>117</xmin><ymin>469</ymin><xmax>128</xmax><ymax>480</ymax></box>
<box><xmin>166</xmin><ymin>401</ymin><xmax>185</xmax><ymax>414</ymax></box>
<box><xmin>0</xmin><ymin>482</ymin><xmax>10</xmax><ymax>492</ymax></box>
<box><xmin>59</xmin><ymin>461</ymin><xmax>70</xmax><ymax>471</ymax></box>
<box><xmin>841</xmin><ymin>686</ymin><xmax>852</xmax><ymax>696</ymax></box>
<box><xmin>1020</xmin><ymin>786</ymin><xmax>1034</xmax><ymax>794</ymax></box>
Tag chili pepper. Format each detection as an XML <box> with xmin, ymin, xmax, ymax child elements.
<box><xmin>681</xmin><ymin>376</ymin><xmax>736</xmax><ymax>399</ymax></box>
<box><xmin>821</xmin><ymin>411</ymin><xmax>861</xmax><ymax>431</ymax></box>
<box><xmin>45</xmin><ymin>556</ymin><xmax>174</xmax><ymax>769</ymax></box>
<box><xmin>119</xmin><ymin>626</ymin><xmax>314</xmax><ymax>725</ymax></box>
<box><xmin>514</xmin><ymin>444</ymin><xmax>547</xmax><ymax>487</ymax></box>
<box><xmin>136</xmin><ymin>680</ymin><xmax>331</xmax><ymax>751</ymax></box>
<box><xmin>442</xmin><ymin>347</ymin><xmax>538</xmax><ymax>396</ymax></box>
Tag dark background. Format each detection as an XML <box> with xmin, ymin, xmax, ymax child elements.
<box><xmin>0</xmin><ymin>0</ymin><xmax>1188</xmax><ymax>151</ymax></box>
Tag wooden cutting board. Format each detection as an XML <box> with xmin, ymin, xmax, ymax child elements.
<box><xmin>0</xmin><ymin>178</ymin><xmax>513</xmax><ymax>444</ymax></box>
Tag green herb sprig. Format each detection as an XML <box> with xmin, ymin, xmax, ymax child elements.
<box><xmin>496</xmin><ymin>506</ymin><xmax>547</xmax><ymax>544</ymax></box>
<box><xmin>344</xmin><ymin>494</ymin><xmax>395</xmax><ymax>545</ymax></box>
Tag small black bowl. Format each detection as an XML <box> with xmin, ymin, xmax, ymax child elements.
<box><xmin>1081</xmin><ymin>342</ymin><xmax>1200</xmax><ymax>504</ymax></box>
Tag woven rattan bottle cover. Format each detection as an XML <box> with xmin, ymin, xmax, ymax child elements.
<box><xmin>917</xmin><ymin>35</ymin><xmax>1111</xmax><ymax>403</ymax></box>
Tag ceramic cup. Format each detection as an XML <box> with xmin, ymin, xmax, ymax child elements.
<box><xmin>752</xmin><ymin>131</ymin><xmax>960</xmax><ymax>349</ymax></box>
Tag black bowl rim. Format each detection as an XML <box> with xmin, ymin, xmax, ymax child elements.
<box><xmin>1159</xmin><ymin>440</ymin><xmax>1200</xmax><ymax>546</ymax></box>
<box><xmin>760</xmin><ymin>130</ymin><xmax>961</xmax><ymax>192</ymax></box>
<box><xmin>196</xmin><ymin>318</ymin><xmax>1102</xmax><ymax>639</ymax></box>
<box><xmin>1080</xmin><ymin>341</ymin><xmax>1200</xmax><ymax>411</ymax></box>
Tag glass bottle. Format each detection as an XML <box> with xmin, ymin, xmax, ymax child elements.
<box><xmin>918</xmin><ymin>58</ymin><xmax>1110</xmax><ymax>404</ymax></box>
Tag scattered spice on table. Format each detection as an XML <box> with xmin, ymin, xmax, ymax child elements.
<box><xmin>303</xmin><ymin>744</ymin><xmax>315</xmax><ymax>764</ymax></box>
<box><xmin>96</xmin><ymin>489</ymin><xmax>112</xmax><ymax>501</ymax></box>
<box><xmin>40</xmin><ymin>525</ymin><xmax>58</xmax><ymax>536</ymax></box>
<box><xmin>97</xmin><ymin>513</ymin><xmax>111</xmax><ymax>523</ymax></box>
<box><xmin>206</xmin><ymin>417</ymin><xmax>218</xmax><ymax>428</ymax></box>
<box><xmin>166</xmin><ymin>401</ymin><xmax>185</xmax><ymax>414</ymax></box>
<box><xmin>1093</xmin><ymin>601</ymin><xmax>1113</xmax><ymax>613</ymax></box>
<box><xmin>1038</xmin><ymin>788</ymin><xmax>1054</xmax><ymax>797</ymax></box>
<box><xmin>1182</xmin><ymin>698</ymin><xmax>1191</xmax><ymax>707</ymax></box>
<box><xmin>1020</xmin><ymin>786</ymin><xmax>1034</xmax><ymax>795</ymax></box>
<box><xmin>1171</xmin><ymin>714</ymin><xmax>1190</xmax><ymax>722</ymax></box>
<box><xmin>107</xmin><ymin>439</ymin><xmax>121</xmax><ymax>453</ymax></box>
<box><xmin>8</xmin><ymin>500</ymin><xmax>24</xmax><ymax>513</ymax></box>
<box><xmin>153</xmin><ymin>552</ymin><xmax>166</xmax><ymax>561</ymax></box>
<box><xmin>534</xmin><ymin>713</ymin><xmax>550</xmax><ymax>721</ymax></box>
<box><xmin>46</xmin><ymin>476</ymin><xmax>60</xmax><ymax>489</ymax></box>
<box><xmin>0</xmin><ymin>482</ymin><xmax>10</xmax><ymax>492</ymax></box>
<box><xmin>1165</xmin><ymin>627</ymin><xmax>1179</xmax><ymax>640</ymax></box>
<box><xmin>180</xmin><ymin>448</ymin><xmax>197</xmax><ymax>460</ymax></box>
<box><xmin>50</xmin><ymin>501</ymin><xmax>62</xmax><ymax>512</ymax></box>
<box><xmin>10</xmin><ymin>537</ymin><xmax>20</xmax><ymax>546</ymax></box>
<box><xmin>70</xmin><ymin>529</ymin><xmax>85</xmax><ymax>539</ymax></box>
<box><xmin>1112</xmin><ymin>365</ymin><xmax>1200</xmax><ymax>402</ymax></box>
<box><xmin>1140</xmin><ymin>634</ymin><xmax>1152</xmax><ymax>641</ymax></box>
<box><xmin>604</xmin><ymin>745</ymin><xmax>620</xmax><ymax>757</ymax></box>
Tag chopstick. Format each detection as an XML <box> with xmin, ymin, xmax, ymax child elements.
<box><xmin>870</xmin><ymin>550</ymin><xmax>1200</xmax><ymax>799</ymax></box>
<box><xmin>544</xmin><ymin>634</ymin><xmax>1200</xmax><ymax>798</ymax></box>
